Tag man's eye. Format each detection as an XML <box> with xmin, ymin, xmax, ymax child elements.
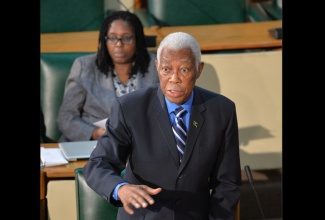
<box><xmin>181</xmin><ymin>68</ymin><xmax>190</xmax><ymax>74</ymax></box>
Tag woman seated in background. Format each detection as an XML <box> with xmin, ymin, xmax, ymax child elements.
<box><xmin>57</xmin><ymin>10</ymin><xmax>159</xmax><ymax>142</ymax></box>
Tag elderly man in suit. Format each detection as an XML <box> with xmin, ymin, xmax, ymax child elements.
<box><xmin>83</xmin><ymin>32</ymin><xmax>242</xmax><ymax>220</ymax></box>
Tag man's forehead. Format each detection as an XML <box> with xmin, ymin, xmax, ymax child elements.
<box><xmin>161</xmin><ymin>46</ymin><xmax>192</xmax><ymax>54</ymax></box>
<box><xmin>160</xmin><ymin>47</ymin><xmax>194</xmax><ymax>62</ymax></box>
<box><xmin>161</xmin><ymin>57</ymin><xmax>191</xmax><ymax>63</ymax></box>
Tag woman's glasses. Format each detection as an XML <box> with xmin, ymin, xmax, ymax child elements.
<box><xmin>105</xmin><ymin>36</ymin><xmax>134</xmax><ymax>45</ymax></box>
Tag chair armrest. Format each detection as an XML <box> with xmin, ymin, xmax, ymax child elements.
<box><xmin>248</xmin><ymin>3</ymin><xmax>273</xmax><ymax>22</ymax></box>
<box><xmin>260</xmin><ymin>1</ymin><xmax>282</xmax><ymax>20</ymax></box>
<box><xmin>248</xmin><ymin>0</ymin><xmax>282</xmax><ymax>22</ymax></box>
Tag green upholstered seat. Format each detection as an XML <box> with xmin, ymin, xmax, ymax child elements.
<box><xmin>40</xmin><ymin>52</ymin><xmax>93</xmax><ymax>141</ymax></box>
<box><xmin>135</xmin><ymin>0</ymin><xmax>247</xmax><ymax>27</ymax></box>
<box><xmin>75</xmin><ymin>168</ymin><xmax>119</xmax><ymax>220</ymax></box>
<box><xmin>40</xmin><ymin>0</ymin><xmax>105</xmax><ymax>33</ymax></box>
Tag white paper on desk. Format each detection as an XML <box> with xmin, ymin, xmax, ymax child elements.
<box><xmin>40</xmin><ymin>147</ymin><xmax>68</xmax><ymax>167</ymax></box>
<box><xmin>93</xmin><ymin>118</ymin><xmax>108</xmax><ymax>129</ymax></box>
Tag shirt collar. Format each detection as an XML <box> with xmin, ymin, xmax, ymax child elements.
<box><xmin>165</xmin><ymin>90</ymin><xmax>194</xmax><ymax>115</ymax></box>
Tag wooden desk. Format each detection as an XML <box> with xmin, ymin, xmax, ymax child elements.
<box><xmin>156</xmin><ymin>20</ymin><xmax>282</xmax><ymax>51</ymax></box>
<box><xmin>41</xmin><ymin>20</ymin><xmax>282</xmax><ymax>53</ymax></box>
<box><xmin>40</xmin><ymin>27</ymin><xmax>159</xmax><ymax>54</ymax></box>
<box><xmin>40</xmin><ymin>143</ymin><xmax>87</xmax><ymax>219</ymax></box>
<box><xmin>41</xmin><ymin>143</ymin><xmax>87</xmax><ymax>178</ymax></box>
<box><xmin>40</xmin><ymin>170</ymin><xmax>47</xmax><ymax>220</ymax></box>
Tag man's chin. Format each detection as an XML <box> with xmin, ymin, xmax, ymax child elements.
<box><xmin>165</xmin><ymin>94</ymin><xmax>184</xmax><ymax>105</ymax></box>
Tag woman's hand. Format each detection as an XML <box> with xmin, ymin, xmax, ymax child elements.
<box><xmin>91</xmin><ymin>127</ymin><xmax>106</xmax><ymax>140</ymax></box>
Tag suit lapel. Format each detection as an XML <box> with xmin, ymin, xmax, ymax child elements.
<box><xmin>180</xmin><ymin>88</ymin><xmax>206</xmax><ymax>169</ymax></box>
<box><xmin>153</xmin><ymin>87</ymin><xmax>207</xmax><ymax>168</ymax></box>
<box><xmin>134</xmin><ymin>71</ymin><xmax>142</xmax><ymax>88</ymax></box>
<box><xmin>154</xmin><ymin>87</ymin><xmax>180</xmax><ymax>166</ymax></box>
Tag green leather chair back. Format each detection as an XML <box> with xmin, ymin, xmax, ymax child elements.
<box><xmin>40</xmin><ymin>0</ymin><xmax>105</xmax><ymax>33</ymax></box>
<box><xmin>147</xmin><ymin>0</ymin><xmax>247</xmax><ymax>26</ymax></box>
<box><xmin>40</xmin><ymin>52</ymin><xmax>93</xmax><ymax>141</ymax></box>
<box><xmin>75</xmin><ymin>168</ymin><xmax>118</xmax><ymax>220</ymax></box>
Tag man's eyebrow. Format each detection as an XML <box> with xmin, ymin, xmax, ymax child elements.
<box><xmin>161</xmin><ymin>58</ymin><xmax>191</xmax><ymax>63</ymax></box>
<box><xmin>161</xmin><ymin>58</ymin><xmax>171</xmax><ymax>62</ymax></box>
<box><xmin>179</xmin><ymin>59</ymin><xmax>191</xmax><ymax>63</ymax></box>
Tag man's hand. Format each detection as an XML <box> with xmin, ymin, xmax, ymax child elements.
<box><xmin>118</xmin><ymin>184</ymin><xmax>162</xmax><ymax>215</ymax></box>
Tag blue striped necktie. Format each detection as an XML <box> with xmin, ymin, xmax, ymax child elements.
<box><xmin>172</xmin><ymin>106</ymin><xmax>187</xmax><ymax>164</ymax></box>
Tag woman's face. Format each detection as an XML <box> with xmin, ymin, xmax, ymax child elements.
<box><xmin>106</xmin><ymin>19</ymin><xmax>136</xmax><ymax>65</ymax></box>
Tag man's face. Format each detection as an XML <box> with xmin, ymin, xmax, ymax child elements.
<box><xmin>155</xmin><ymin>47</ymin><xmax>204</xmax><ymax>105</ymax></box>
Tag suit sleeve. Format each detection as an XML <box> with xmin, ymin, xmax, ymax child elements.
<box><xmin>82</xmin><ymin>99</ymin><xmax>131</xmax><ymax>207</ymax></box>
<box><xmin>209</xmin><ymin>102</ymin><xmax>242</xmax><ymax>220</ymax></box>
<box><xmin>57</xmin><ymin>58</ymin><xmax>97</xmax><ymax>141</ymax></box>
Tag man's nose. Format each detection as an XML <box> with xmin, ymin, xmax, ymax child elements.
<box><xmin>169</xmin><ymin>71</ymin><xmax>181</xmax><ymax>82</ymax></box>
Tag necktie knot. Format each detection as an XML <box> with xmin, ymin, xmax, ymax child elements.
<box><xmin>175</xmin><ymin>106</ymin><xmax>186</xmax><ymax>118</ymax></box>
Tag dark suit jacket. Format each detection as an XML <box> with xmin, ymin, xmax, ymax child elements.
<box><xmin>83</xmin><ymin>84</ymin><xmax>242</xmax><ymax>220</ymax></box>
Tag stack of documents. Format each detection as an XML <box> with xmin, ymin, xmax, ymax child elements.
<box><xmin>93</xmin><ymin>118</ymin><xmax>107</xmax><ymax>129</ymax></box>
<box><xmin>40</xmin><ymin>147</ymin><xmax>68</xmax><ymax>167</ymax></box>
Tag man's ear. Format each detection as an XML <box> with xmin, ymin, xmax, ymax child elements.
<box><xmin>196</xmin><ymin>62</ymin><xmax>204</xmax><ymax>79</ymax></box>
<box><xmin>155</xmin><ymin>59</ymin><xmax>159</xmax><ymax>71</ymax></box>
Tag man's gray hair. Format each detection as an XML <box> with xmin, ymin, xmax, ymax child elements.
<box><xmin>156</xmin><ymin>32</ymin><xmax>201</xmax><ymax>70</ymax></box>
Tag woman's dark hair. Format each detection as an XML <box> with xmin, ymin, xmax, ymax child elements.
<box><xmin>96</xmin><ymin>10</ymin><xmax>150</xmax><ymax>77</ymax></box>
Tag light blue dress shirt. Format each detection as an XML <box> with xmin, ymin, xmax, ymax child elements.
<box><xmin>165</xmin><ymin>91</ymin><xmax>194</xmax><ymax>129</ymax></box>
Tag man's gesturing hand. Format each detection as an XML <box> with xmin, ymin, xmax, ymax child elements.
<box><xmin>118</xmin><ymin>184</ymin><xmax>162</xmax><ymax>215</ymax></box>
